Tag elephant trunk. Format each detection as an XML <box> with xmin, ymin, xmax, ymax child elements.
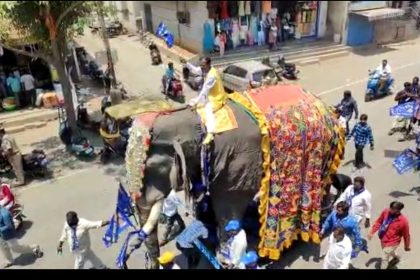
<box><xmin>136</xmin><ymin>198</ymin><xmax>164</xmax><ymax>269</ymax></box>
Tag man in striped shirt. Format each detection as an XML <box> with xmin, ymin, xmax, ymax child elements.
<box><xmin>347</xmin><ymin>114</ymin><xmax>374</xmax><ymax>169</ymax></box>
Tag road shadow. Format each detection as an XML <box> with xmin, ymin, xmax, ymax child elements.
<box><xmin>14</xmin><ymin>220</ymin><xmax>33</xmax><ymax>239</ymax></box>
<box><xmin>389</xmin><ymin>190</ymin><xmax>414</xmax><ymax>198</ymax></box>
<box><xmin>351</xmin><ymin>45</ymin><xmax>398</xmax><ymax>57</ymax></box>
<box><xmin>342</xmin><ymin>159</ymin><xmax>355</xmax><ymax>167</ymax></box>
<box><xmin>384</xmin><ymin>149</ymin><xmax>404</xmax><ymax>159</ymax></box>
<box><xmin>365</xmin><ymin>257</ymin><xmax>381</xmax><ymax>269</ymax></box>
<box><xmin>267</xmin><ymin>240</ymin><xmax>321</xmax><ymax>269</ymax></box>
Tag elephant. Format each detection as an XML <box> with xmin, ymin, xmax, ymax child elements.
<box><xmin>125</xmin><ymin>100</ymin><xmax>263</xmax><ymax>269</ymax></box>
<box><xmin>125</xmin><ymin>85</ymin><xmax>344</xmax><ymax>269</ymax></box>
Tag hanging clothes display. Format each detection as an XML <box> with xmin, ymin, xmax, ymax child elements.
<box><xmin>207</xmin><ymin>1</ymin><xmax>219</xmax><ymax>19</ymax></box>
<box><xmin>245</xmin><ymin>1</ymin><xmax>251</xmax><ymax>16</ymax></box>
<box><xmin>239</xmin><ymin>17</ymin><xmax>248</xmax><ymax>43</ymax></box>
<box><xmin>231</xmin><ymin>18</ymin><xmax>240</xmax><ymax>49</ymax></box>
<box><xmin>203</xmin><ymin>21</ymin><xmax>215</xmax><ymax>54</ymax></box>
<box><xmin>228</xmin><ymin>1</ymin><xmax>239</xmax><ymax>18</ymax></box>
<box><xmin>238</xmin><ymin>1</ymin><xmax>245</xmax><ymax>17</ymax></box>
<box><xmin>250</xmin><ymin>15</ymin><xmax>258</xmax><ymax>44</ymax></box>
<box><xmin>258</xmin><ymin>20</ymin><xmax>265</xmax><ymax>46</ymax></box>
<box><xmin>262</xmin><ymin>1</ymin><xmax>272</xmax><ymax>14</ymax></box>
<box><xmin>251</xmin><ymin>0</ymin><xmax>261</xmax><ymax>15</ymax></box>
<box><xmin>219</xmin><ymin>1</ymin><xmax>229</xmax><ymax>20</ymax></box>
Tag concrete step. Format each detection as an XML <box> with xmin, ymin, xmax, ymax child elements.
<box><xmin>6</xmin><ymin>121</ymin><xmax>50</xmax><ymax>134</ymax></box>
<box><xmin>291</xmin><ymin>50</ymin><xmax>351</xmax><ymax>66</ymax></box>
<box><xmin>211</xmin><ymin>40</ymin><xmax>335</xmax><ymax>62</ymax></box>
<box><xmin>1</xmin><ymin>109</ymin><xmax>58</xmax><ymax>130</ymax></box>
<box><xmin>213</xmin><ymin>43</ymin><xmax>351</xmax><ymax>68</ymax></box>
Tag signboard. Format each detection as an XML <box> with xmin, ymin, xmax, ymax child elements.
<box><xmin>95</xmin><ymin>49</ymin><xmax>118</xmax><ymax>65</ymax></box>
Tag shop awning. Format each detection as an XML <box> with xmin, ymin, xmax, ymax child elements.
<box><xmin>351</xmin><ymin>8</ymin><xmax>405</xmax><ymax>22</ymax></box>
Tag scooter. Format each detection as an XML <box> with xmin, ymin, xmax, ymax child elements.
<box><xmin>365</xmin><ymin>70</ymin><xmax>393</xmax><ymax>102</ymax></box>
<box><xmin>182</xmin><ymin>66</ymin><xmax>203</xmax><ymax>91</ymax></box>
<box><xmin>0</xmin><ymin>184</ymin><xmax>25</xmax><ymax>229</ymax></box>
<box><xmin>58</xmin><ymin>105</ymin><xmax>95</xmax><ymax>158</ymax></box>
<box><xmin>149</xmin><ymin>43</ymin><xmax>162</xmax><ymax>65</ymax></box>
<box><xmin>161</xmin><ymin>77</ymin><xmax>184</xmax><ymax>101</ymax></box>
<box><xmin>261</xmin><ymin>57</ymin><xmax>283</xmax><ymax>81</ymax></box>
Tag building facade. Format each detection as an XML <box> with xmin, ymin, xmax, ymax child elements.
<box><xmin>110</xmin><ymin>1</ymin><xmax>330</xmax><ymax>54</ymax></box>
<box><xmin>109</xmin><ymin>1</ymin><xmax>419</xmax><ymax>53</ymax></box>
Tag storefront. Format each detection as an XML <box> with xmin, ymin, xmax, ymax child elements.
<box><xmin>204</xmin><ymin>1</ymin><xmax>321</xmax><ymax>53</ymax></box>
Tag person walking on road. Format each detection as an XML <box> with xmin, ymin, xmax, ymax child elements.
<box><xmin>159</xmin><ymin>189</ymin><xmax>186</xmax><ymax>247</ymax></box>
<box><xmin>0</xmin><ymin>205</ymin><xmax>43</xmax><ymax>268</ymax></box>
<box><xmin>337</xmin><ymin>90</ymin><xmax>359</xmax><ymax>136</ymax></box>
<box><xmin>0</xmin><ymin>127</ymin><xmax>25</xmax><ymax>187</ymax></box>
<box><xmin>335</xmin><ymin>176</ymin><xmax>372</xmax><ymax>228</ymax></box>
<box><xmin>57</xmin><ymin>211</ymin><xmax>109</xmax><ymax>269</ymax></box>
<box><xmin>347</xmin><ymin>114</ymin><xmax>374</xmax><ymax>169</ymax></box>
<box><xmin>389</xmin><ymin>82</ymin><xmax>413</xmax><ymax>136</ymax></box>
<box><xmin>320</xmin><ymin>201</ymin><xmax>363</xmax><ymax>255</ymax></box>
<box><xmin>368</xmin><ymin>201</ymin><xmax>410</xmax><ymax>269</ymax></box>
<box><xmin>323</xmin><ymin>227</ymin><xmax>353</xmax><ymax>269</ymax></box>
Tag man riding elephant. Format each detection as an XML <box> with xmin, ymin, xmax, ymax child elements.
<box><xmin>184</xmin><ymin>57</ymin><xmax>228</xmax><ymax>145</ymax></box>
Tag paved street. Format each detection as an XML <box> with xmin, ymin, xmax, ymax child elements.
<box><xmin>3</xmin><ymin>35</ymin><xmax>420</xmax><ymax>269</ymax></box>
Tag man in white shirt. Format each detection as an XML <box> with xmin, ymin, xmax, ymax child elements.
<box><xmin>159</xmin><ymin>189</ymin><xmax>186</xmax><ymax>246</ymax></box>
<box><xmin>335</xmin><ymin>176</ymin><xmax>372</xmax><ymax>228</ymax></box>
<box><xmin>218</xmin><ymin>219</ymin><xmax>247</xmax><ymax>268</ymax></box>
<box><xmin>323</xmin><ymin>227</ymin><xmax>352</xmax><ymax>269</ymax></box>
<box><xmin>376</xmin><ymin>59</ymin><xmax>392</xmax><ymax>76</ymax></box>
<box><xmin>57</xmin><ymin>211</ymin><xmax>109</xmax><ymax>269</ymax></box>
<box><xmin>20</xmin><ymin>70</ymin><xmax>36</xmax><ymax>108</ymax></box>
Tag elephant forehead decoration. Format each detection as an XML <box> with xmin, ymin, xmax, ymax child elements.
<box><xmin>125</xmin><ymin>118</ymin><xmax>152</xmax><ymax>193</ymax></box>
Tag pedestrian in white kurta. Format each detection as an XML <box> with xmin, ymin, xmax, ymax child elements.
<box><xmin>323</xmin><ymin>227</ymin><xmax>353</xmax><ymax>269</ymax></box>
<box><xmin>57</xmin><ymin>211</ymin><xmax>109</xmax><ymax>269</ymax></box>
<box><xmin>334</xmin><ymin>176</ymin><xmax>372</xmax><ymax>228</ymax></box>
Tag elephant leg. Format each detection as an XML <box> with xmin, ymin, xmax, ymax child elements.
<box><xmin>133</xmin><ymin>204</ymin><xmax>160</xmax><ymax>269</ymax></box>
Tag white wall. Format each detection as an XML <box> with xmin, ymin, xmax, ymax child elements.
<box><xmin>326</xmin><ymin>1</ymin><xmax>349</xmax><ymax>43</ymax></box>
<box><xmin>317</xmin><ymin>1</ymin><xmax>329</xmax><ymax>37</ymax></box>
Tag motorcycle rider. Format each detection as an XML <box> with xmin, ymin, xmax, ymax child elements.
<box><xmin>375</xmin><ymin>59</ymin><xmax>393</xmax><ymax>90</ymax></box>
<box><xmin>336</xmin><ymin>91</ymin><xmax>359</xmax><ymax>136</ymax></box>
<box><xmin>162</xmin><ymin>62</ymin><xmax>179</xmax><ymax>95</ymax></box>
<box><xmin>0</xmin><ymin>127</ymin><xmax>25</xmax><ymax>187</ymax></box>
<box><xmin>184</xmin><ymin>57</ymin><xmax>228</xmax><ymax>145</ymax></box>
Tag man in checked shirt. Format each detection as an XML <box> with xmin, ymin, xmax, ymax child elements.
<box><xmin>347</xmin><ymin>114</ymin><xmax>374</xmax><ymax>169</ymax></box>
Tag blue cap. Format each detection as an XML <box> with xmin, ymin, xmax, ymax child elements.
<box><xmin>241</xmin><ymin>251</ymin><xmax>259</xmax><ymax>265</ymax></box>
<box><xmin>224</xmin><ymin>220</ymin><xmax>241</xmax><ymax>232</ymax></box>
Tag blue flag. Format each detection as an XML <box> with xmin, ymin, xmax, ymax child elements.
<box><xmin>156</xmin><ymin>22</ymin><xmax>168</xmax><ymax>38</ymax></box>
<box><xmin>165</xmin><ymin>33</ymin><xmax>174</xmax><ymax>48</ymax></box>
<box><xmin>103</xmin><ymin>184</ymin><xmax>136</xmax><ymax>247</ymax></box>
<box><xmin>389</xmin><ymin>101</ymin><xmax>417</xmax><ymax>118</ymax></box>
<box><xmin>116</xmin><ymin>229</ymin><xmax>143</xmax><ymax>269</ymax></box>
<box><xmin>393</xmin><ymin>149</ymin><xmax>420</xmax><ymax>174</ymax></box>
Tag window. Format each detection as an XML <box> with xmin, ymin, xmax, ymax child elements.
<box><xmin>224</xmin><ymin>66</ymin><xmax>247</xmax><ymax>78</ymax></box>
<box><xmin>252</xmin><ymin>70</ymin><xmax>276</xmax><ymax>82</ymax></box>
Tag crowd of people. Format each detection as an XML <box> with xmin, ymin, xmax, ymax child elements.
<box><xmin>0</xmin><ymin>69</ymin><xmax>37</xmax><ymax>110</ymax></box>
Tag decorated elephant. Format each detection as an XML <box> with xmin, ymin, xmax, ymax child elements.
<box><xmin>125</xmin><ymin>84</ymin><xmax>345</xmax><ymax>268</ymax></box>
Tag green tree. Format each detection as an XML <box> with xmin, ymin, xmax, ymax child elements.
<box><xmin>0</xmin><ymin>1</ymin><xmax>97</xmax><ymax>131</ymax></box>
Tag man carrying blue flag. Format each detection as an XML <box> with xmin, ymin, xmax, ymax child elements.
<box><xmin>103</xmin><ymin>184</ymin><xmax>136</xmax><ymax>247</ymax></box>
<box><xmin>57</xmin><ymin>211</ymin><xmax>110</xmax><ymax>269</ymax></box>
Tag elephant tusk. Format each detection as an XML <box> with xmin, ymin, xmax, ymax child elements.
<box><xmin>142</xmin><ymin>199</ymin><xmax>164</xmax><ymax>235</ymax></box>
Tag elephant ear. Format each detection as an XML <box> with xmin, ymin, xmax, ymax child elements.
<box><xmin>170</xmin><ymin>140</ymin><xmax>188</xmax><ymax>192</ymax></box>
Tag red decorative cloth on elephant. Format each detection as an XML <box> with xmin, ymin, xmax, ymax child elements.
<box><xmin>229</xmin><ymin>85</ymin><xmax>345</xmax><ymax>260</ymax></box>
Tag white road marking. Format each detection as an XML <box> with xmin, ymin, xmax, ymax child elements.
<box><xmin>316</xmin><ymin>61</ymin><xmax>419</xmax><ymax>96</ymax></box>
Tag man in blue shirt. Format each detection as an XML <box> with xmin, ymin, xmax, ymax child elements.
<box><xmin>0</xmin><ymin>205</ymin><xmax>43</xmax><ymax>268</ymax></box>
<box><xmin>347</xmin><ymin>114</ymin><xmax>374</xmax><ymax>169</ymax></box>
<box><xmin>320</xmin><ymin>201</ymin><xmax>363</xmax><ymax>253</ymax></box>
<box><xmin>162</xmin><ymin>62</ymin><xmax>179</xmax><ymax>95</ymax></box>
<box><xmin>6</xmin><ymin>72</ymin><xmax>21</xmax><ymax>108</ymax></box>
<box><xmin>337</xmin><ymin>90</ymin><xmax>359</xmax><ymax>135</ymax></box>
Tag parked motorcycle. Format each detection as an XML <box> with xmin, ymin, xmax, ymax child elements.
<box><xmin>58</xmin><ymin>105</ymin><xmax>96</xmax><ymax>158</ymax></box>
<box><xmin>0</xmin><ymin>150</ymin><xmax>49</xmax><ymax>179</ymax></box>
<box><xmin>365</xmin><ymin>70</ymin><xmax>393</xmax><ymax>102</ymax></box>
<box><xmin>149</xmin><ymin>43</ymin><xmax>162</xmax><ymax>65</ymax></box>
<box><xmin>182</xmin><ymin>66</ymin><xmax>203</xmax><ymax>91</ymax></box>
<box><xmin>0</xmin><ymin>184</ymin><xmax>25</xmax><ymax>229</ymax></box>
<box><xmin>277</xmin><ymin>55</ymin><xmax>299</xmax><ymax>80</ymax></box>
